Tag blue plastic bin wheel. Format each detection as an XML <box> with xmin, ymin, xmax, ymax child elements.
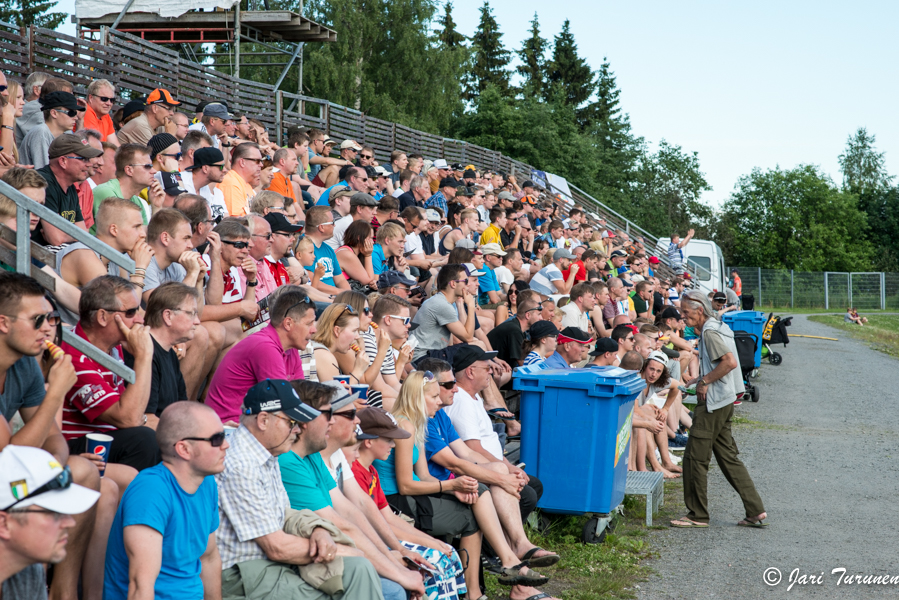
<box><xmin>722</xmin><ymin>310</ymin><xmax>766</xmax><ymax>368</ymax></box>
<box><xmin>513</xmin><ymin>364</ymin><xmax>646</xmax><ymax>516</ymax></box>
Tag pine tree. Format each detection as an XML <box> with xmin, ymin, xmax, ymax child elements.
<box><xmin>544</xmin><ymin>20</ymin><xmax>595</xmax><ymax>108</ymax></box>
<box><xmin>436</xmin><ymin>1</ymin><xmax>466</xmax><ymax>48</ymax></box>
<box><xmin>516</xmin><ymin>13</ymin><xmax>547</xmax><ymax>98</ymax></box>
<box><xmin>466</xmin><ymin>1</ymin><xmax>511</xmax><ymax>101</ymax></box>
<box><xmin>838</xmin><ymin>127</ymin><xmax>894</xmax><ymax>196</ymax></box>
<box><xmin>0</xmin><ymin>0</ymin><xmax>66</xmax><ymax>29</ymax></box>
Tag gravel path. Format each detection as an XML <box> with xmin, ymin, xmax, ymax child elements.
<box><xmin>637</xmin><ymin>315</ymin><xmax>899</xmax><ymax>599</ymax></box>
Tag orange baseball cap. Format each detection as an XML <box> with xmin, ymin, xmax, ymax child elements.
<box><xmin>521</xmin><ymin>195</ymin><xmax>538</xmax><ymax>205</ymax></box>
<box><xmin>146</xmin><ymin>88</ymin><xmax>181</xmax><ymax>106</ymax></box>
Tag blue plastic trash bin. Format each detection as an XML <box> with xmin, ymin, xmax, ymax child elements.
<box><xmin>513</xmin><ymin>364</ymin><xmax>646</xmax><ymax>515</ymax></box>
<box><xmin>722</xmin><ymin>310</ymin><xmax>766</xmax><ymax>368</ymax></box>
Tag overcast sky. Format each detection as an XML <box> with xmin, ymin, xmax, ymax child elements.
<box><xmin>59</xmin><ymin>0</ymin><xmax>899</xmax><ymax>208</ymax></box>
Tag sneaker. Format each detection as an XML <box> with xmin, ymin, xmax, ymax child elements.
<box><xmin>734</xmin><ymin>400</ymin><xmax>742</xmax><ymax>406</ymax></box>
<box><xmin>668</xmin><ymin>434</ymin><xmax>689</xmax><ymax>450</ymax></box>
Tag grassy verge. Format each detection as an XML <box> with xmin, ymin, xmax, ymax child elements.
<box><xmin>481</xmin><ymin>481</ymin><xmax>686</xmax><ymax>599</ymax></box>
<box><xmin>807</xmin><ymin>314</ymin><xmax>899</xmax><ymax>357</ymax></box>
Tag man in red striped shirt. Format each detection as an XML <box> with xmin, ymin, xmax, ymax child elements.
<box><xmin>61</xmin><ymin>275</ymin><xmax>160</xmax><ymax>471</ymax></box>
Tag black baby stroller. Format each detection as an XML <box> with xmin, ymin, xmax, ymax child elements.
<box><xmin>731</xmin><ymin>330</ymin><xmax>760</xmax><ymax>402</ymax></box>
<box><xmin>761</xmin><ymin>313</ymin><xmax>792</xmax><ymax>365</ymax></box>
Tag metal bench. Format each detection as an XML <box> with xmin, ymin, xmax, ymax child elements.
<box><xmin>625</xmin><ymin>471</ymin><xmax>665</xmax><ymax>526</ymax></box>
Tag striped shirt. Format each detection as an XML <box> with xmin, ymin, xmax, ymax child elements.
<box><xmin>61</xmin><ymin>323</ymin><xmax>124</xmax><ymax>440</ymax></box>
<box><xmin>215</xmin><ymin>424</ymin><xmax>291</xmax><ymax>569</ymax></box>
<box><xmin>667</xmin><ymin>242</ymin><xmax>684</xmax><ymax>273</ymax></box>
<box><xmin>523</xmin><ymin>351</ymin><xmax>545</xmax><ymax>367</ymax></box>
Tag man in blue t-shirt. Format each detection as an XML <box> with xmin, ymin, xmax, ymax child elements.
<box><xmin>304</xmin><ymin>206</ymin><xmax>350</xmax><ymax>295</ymax></box>
<box><xmin>477</xmin><ymin>244</ymin><xmax>506</xmax><ymax>311</ymax></box>
<box><xmin>104</xmin><ymin>402</ymin><xmax>223</xmax><ymax>600</ymax></box>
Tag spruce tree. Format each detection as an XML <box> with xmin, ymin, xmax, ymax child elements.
<box><xmin>437</xmin><ymin>1</ymin><xmax>467</xmax><ymax>49</ymax></box>
<box><xmin>545</xmin><ymin>20</ymin><xmax>595</xmax><ymax>108</ymax></box>
<box><xmin>516</xmin><ymin>13</ymin><xmax>548</xmax><ymax>98</ymax></box>
<box><xmin>466</xmin><ymin>1</ymin><xmax>511</xmax><ymax>101</ymax></box>
<box><xmin>0</xmin><ymin>0</ymin><xmax>65</xmax><ymax>29</ymax></box>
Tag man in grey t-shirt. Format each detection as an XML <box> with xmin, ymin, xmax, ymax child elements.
<box><xmin>410</xmin><ymin>264</ymin><xmax>477</xmax><ymax>360</ymax></box>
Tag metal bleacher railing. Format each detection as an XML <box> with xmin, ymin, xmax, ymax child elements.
<box><xmin>0</xmin><ymin>180</ymin><xmax>137</xmax><ymax>383</ymax></box>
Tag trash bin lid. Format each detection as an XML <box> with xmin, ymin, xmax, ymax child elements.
<box><xmin>723</xmin><ymin>310</ymin><xmax>766</xmax><ymax>323</ymax></box>
<box><xmin>513</xmin><ymin>363</ymin><xmax>646</xmax><ymax>397</ymax></box>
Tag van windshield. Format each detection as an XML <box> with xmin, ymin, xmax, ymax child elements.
<box><xmin>687</xmin><ymin>256</ymin><xmax>712</xmax><ymax>281</ymax></box>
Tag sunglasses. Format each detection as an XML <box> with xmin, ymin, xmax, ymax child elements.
<box><xmin>64</xmin><ymin>155</ymin><xmax>90</xmax><ymax>162</ymax></box>
<box><xmin>103</xmin><ymin>306</ymin><xmax>140</xmax><ymax>318</ymax></box>
<box><xmin>180</xmin><ymin>431</ymin><xmax>227</xmax><ymax>447</ymax></box>
<box><xmin>160</xmin><ymin>152</ymin><xmax>182</xmax><ymax>160</ymax></box>
<box><xmin>3</xmin><ymin>311</ymin><xmax>60</xmax><ymax>329</ymax></box>
<box><xmin>0</xmin><ymin>85</ymin><xmax>6</xmax><ymax>93</ymax></box>
<box><xmin>252</xmin><ymin>233</ymin><xmax>272</xmax><ymax>241</ymax></box>
<box><xmin>318</xmin><ymin>408</ymin><xmax>334</xmax><ymax>420</ymax></box>
<box><xmin>388</xmin><ymin>315</ymin><xmax>411</xmax><ymax>325</ymax></box>
<box><xmin>129</xmin><ymin>163</ymin><xmax>153</xmax><ymax>170</ymax></box>
<box><xmin>4</xmin><ymin>465</ymin><xmax>72</xmax><ymax>510</ymax></box>
<box><xmin>334</xmin><ymin>408</ymin><xmax>357</xmax><ymax>420</ymax></box>
<box><xmin>437</xmin><ymin>379</ymin><xmax>457</xmax><ymax>390</ymax></box>
<box><xmin>222</xmin><ymin>240</ymin><xmax>249</xmax><ymax>249</ymax></box>
<box><xmin>360</xmin><ymin>154</ymin><xmax>373</xmax><ymax>160</ymax></box>
<box><xmin>338</xmin><ymin>304</ymin><xmax>357</xmax><ymax>318</ymax></box>
<box><xmin>93</xmin><ymin>95</ymin><xmax>114</xmax><ymax>103</ymax></box>
<box><xmin>271</xmin><ymin>413</ymin><xmax>300</xmax><ymax>428</ymax></box>
<box><xmin>54</xmin><ymin>108</ymin><xmax>79</xmax><ymax>117</ymax></box>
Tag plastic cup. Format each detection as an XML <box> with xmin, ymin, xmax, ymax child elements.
<box><xmin>334</xmin><ymin>375</ymin><xmax>351</xmax><ymax>384</ymax></box>
<box><xmin>350</xmin><ymin>384</ymin><xmax>369</xmax><ymax>401</ymax></box>
<box><xmin>85</xmin><ymin>433</ymin><xmax>113</xmax><ymax>476</ymax></box>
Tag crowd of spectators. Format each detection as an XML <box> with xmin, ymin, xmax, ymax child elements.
<box><xmin>0</xmin><ymin>70</ymin><xmax>724</xmax><ymax>600</ymax></box>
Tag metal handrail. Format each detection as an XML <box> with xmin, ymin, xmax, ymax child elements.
<box><xmin>0</xmin><ymin>179</ymin><xmax>136</xmax><ymax>383</ymax></box>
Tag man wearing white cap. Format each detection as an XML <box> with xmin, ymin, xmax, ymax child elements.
<box><xmin>0</xmin><ymin>445</ymin><xmax>100</xmax><ymax>594</ymax></box>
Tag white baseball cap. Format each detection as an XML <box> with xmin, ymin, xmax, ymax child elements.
<box><xmin>432</xmin><ymin>159</ymin><xmax>449</xmax><ymax>170</ymax></box>
<box><xmin>0</xmin><ymin>445</ymin><xmax>100</xmax><ymax>514</ymax></box>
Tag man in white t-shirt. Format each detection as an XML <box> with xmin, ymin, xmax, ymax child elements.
<box><xmin>560</xmin><ymin>282</ymin><xmax>595</xmax><ymax>333</ymax></box>
<box><xmin>493</xmin><ymin>247</ymin><xmax>522</xmax><ymax>293</ymax></box>
<box><xmin>327</xmin><ymin>192</ymin><xmax>377</xmax><ymax>250</ymax></box>
<box><xmin>181</xmin><ymin>147</ymin><xmax>228</xmax><ymax>221</ymax></box>
<box><xmin>529</xmin><ymin>247</ymin><xmax>578</xmax><ymax>296</ymax></box>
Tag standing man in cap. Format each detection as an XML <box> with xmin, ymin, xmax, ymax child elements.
<box><xmin>217</xmin><ymin>379</ymin><xmax>383</xmax><ymax>599</ymax></box>
<box><xmin>19</xmin><ymin>90</ymin><xmax>83</xmax><ymax>169</ymax></box>
<box><xmin>118</xmin><ymin>88</ymin><xmax>181</xmax><ymax>146</ymax></box>
<box><xmin>544</xmin><ymin>327</ymin><xmax>593</xmax><ymax>369</ymax></box>
<box><xmin>84</xmin><ymin>79</ymin><xmax>120</xmax><ymax>145</ymax></box>
<box><xmin>91</xmin><ymin>143</ymin><xmax>165</xmax><ymax>230</ymax></box>
<box><xmin>188</xmin><ymin>102</ymin><xmax>231</xmax><ymax>149</ymax></box>
<box><xmin>529</xmin><ymin>247</ymin><xmax>578</xmax><ymax>296</ymax></box>
<box><xmin>0</xmin><ymin>445</ymin><xmax>101</xmax><ymax>593</ymax></box>
<box><xmin>589</xmin><ymin>337</ymin><xmax>619</xmax><ymax>367</ymax></box>
<box><xmin>103</xmin><ymin>401</ymin><xmax>226</xmax><ymax>600</ymax></box>
<box><xmin>32</xmin><ymin>133</ymin><xmax>103</xmax><ymax>246</ymax></box>
<box><xmin>181</xmin><ymin>146</ymin><xmax>228</xmax><ymax>222</ymax></box>
<box><xmin>672</xmin><ymin>290</ymin><xmax>767</xmax><ymax>529</ymax></box>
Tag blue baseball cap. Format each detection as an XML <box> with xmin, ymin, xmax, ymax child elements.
<box><xmin>243</xmin><ymin>379</ymin><xmax>320</xmax><ymax>423</ymax></box>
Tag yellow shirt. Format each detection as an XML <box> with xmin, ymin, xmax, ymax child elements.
<box><xmin>479</xmin><ymin>223</ymin><xmax>503</xmax><ymax>248</ymax></box>
<box><xmin>220</xmin><ymin>170</ymin><xmax>256</xmax><ymax>216</ymax></box>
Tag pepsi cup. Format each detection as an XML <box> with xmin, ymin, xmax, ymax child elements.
<box><xmin>350</xmin><ymin>384</ymin><xmax>369</xmax><ymax>402</ymax></box>
<box><xmin>334</xmin><ymin>375</ymin><xmax>351</xmax><ymax>384</ymax></box>
<box><xmin>86</xmin><ymin>433</ymin><xmax>113</xmax><ymax>476</ymax></box>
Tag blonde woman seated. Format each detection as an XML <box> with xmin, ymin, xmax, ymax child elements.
<box><xmin>307</xmin><ymin>303</ymin><xmax>368</xmax><ymax>398</ymax></box>
<box><xmin>375</xmin><ymin>371</ymin><xmax>559</xmax><ymax>600</ymax></box>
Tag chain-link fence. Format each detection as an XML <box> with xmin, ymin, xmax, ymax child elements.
<box><xmin>727</xmin><ymin>268</ymin><xmax>899</xmax><ymax>310</ymax></box>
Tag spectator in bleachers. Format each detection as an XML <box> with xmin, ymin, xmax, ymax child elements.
<box><xmin>304</xmin><ymin>205</ymin><xmax>350</xmax><ymax>296</ymax></box>
<box><xmin>602</xmin><ymin>277</ymin><xmax>630</xmax><ymax>326</ymax></box>
<box><xmin>559</xmin><ymin>282</ymin><xmax>595</xmax><ymax>333</ymax></box>
<box><xmin>32</xmin><ymin>134</ymin><xmax>102</xmax><ymax>247</ymax></box>
<box><xmin>142</xmin><ymin>208</ymin><xmax>205</xmax><ymax>301</ymax></box>
<box><xmin>61</xmin><ymin>275</ymin><xmax>160</xmax><ymax>471</ymax></box>
<box><xmin>410</xmin><ymin>264</ymin><xmax>475</xmax><ymax>361</ymax></box>
<box><xmin>71</xmin><ymin>129</ymin><xmax>102</xmax><ymax>230</ymax></box>
<box><xmin>206</xmin><ymin>288</ymin><xmax>313</xmax><ymax>425</ymax></box>
<box><xmin>335</xmin><ymin>220</ymin><xmax>377</xmax><ymax>291</ymax></box>
<box><xmin>181</xmin><ymin>146</ymin><xmax>228</xmax><ymax>221</ymax></box>
<box><xmin>372</xmin><ymin>221</ymin><xmax>408</xmax><ymax>277</ymax></box>
<box><xmin>393</xmin><ymin>169</ymin><xmax>415</xmax><ymax>205</ymax></box>
<box><xmin>267</xmin><ymin>147</ymin><xmax>300</xmax><ymax>206</ymax></box>
<box><xmin>118</xmin><ymin>88</ymin><xmax>180</xmax><ymax>146</ymax></box>
<box><xmin>220</xmin><ymin>142</ymin><xmax>262</xmax><ymax>217</ymax></box>
<box><xmin>20</xmin><ymin>91</ymin><xmax>83</xmax><ymax>170</ymax></box>
<box><xmin>216</xmin><ymin>378</ymin><xmax>382</xmax><ymax>599</ymax></box>
<box><xmin>188</xmin><ymin>102</ymin><xmax>230</xmax><ymax>149</ymax></box>
<box><xmin>521</xmin><ymin>320</ymin><xmax>560</xmax><ymax>367</ymax></box>
<box><xmin>103</xmin><ymin>401</ymin><xmax>224</xmax><ymax>600</ymax></box>
<box><xmin>529</xmin><ymin>247</ymin><xmax>578</xmax><ymax>296</ymax></box>
<box><xmin>588</xmin><ymin>337</ymin><xmax>619</xmax><ymax>367</ymax></box>
<box><xmin>91</xmin><ymin>143</ymin><xmax>161</xmax><ymax>230</ymax></box>
<box><xmin>544</xmin><ymin>327</ymin><xmax>593</xmax><ymax>369</ymax></box>
<box><xmin>172</xmin><ymin>193</ymin><xmax>214</xmax><ymax>254</ymax></box>
<box><xmin>479</xmin><ymin>206</ymin><xmax>505</xmax><ymax>247</ymax></box>
<box><xmin>262</xmin><ymin>211</ymin><xmax>304</xmax><ymax>286</ymax></box>
<box><xmin>0</xmin><ymin>80</ymin><xmax>23</xmax><ymax>169</ymax></box>
<box><xmin>364</xmin><ymin>294</ymin><xmax>415</xmax><ymax>406</ymax></box>
<box><xmin>306</xmin><ymin>302</ymin><xmax>366</xmax><ymax>385</ymax></box>
<box><xmin>171</xmin><ymin>111</ymin><xmax>190</xmax><ymax>141</ymax></box>
<box><xmin>0</xmin><ymin>445</ymin><xmax>100</xmax><ymax>595</ymax></box>
<box><xmin>330</xmin><ymin>191</ymin><xmax>378</xmax><ymax>250</ymax></box>
<box><xmin>439</xmin><ymin>207</ymin><xmax>478</xmax><ymax>256</ymax></box>
<box><xmin>425</xmin><ymin>177</ymin><xmax>459</xmax><ymax>217</ymax></box>
<box><xmin>667</xmin><ymin>228</ymin><xmax>694</xmax><ymax>275</ymax></box>
<box><xmin>306</xmin><ymin>129</ymin><xmax>341</xmax><ymax>184</ymax></box>
<box><xmin>710</xmin><ymin>291</ymin><xmax>736</xmax><ymax>318</ymax></box>
<box><xmin>667</xmin><ymin>276</ymin><xmax>685</xmax><ymax>306</ymax></box>
<box><xmin>241</xmin><ymin>214</ymin><xmax>277</xmax><ymax>302</ymax></box>
<box><xmin>486</xmin><ymin>295</ymin><xmax>542</xmax><ymax>369</ymax></box>
<box><xmin>495</xmin><ymin>243</ymin><xmax>524</xmax><ymax>294</ymax></box>
<box><xmin>314</xmin><ymin>140</ymin><xmax>363</xmax><ymax>191</ymax></box>
<box><xmin>13</xmin><ymin>71</ymin><xmax>49</xmax><ymax>146</ymax></box>
<box><xmin>632</xmin><ymin>280</ymin><xmax>654</xmax><ymax>319</ymax></box>
<box><xmin>83</xmin><ymin>79</ymin><xmax>119</xmax><ymax>145</ymax></box>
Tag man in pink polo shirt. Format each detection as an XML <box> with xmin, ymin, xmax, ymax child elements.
<box><xmin>205</xmin><ymin>288</ymin><xmax>316</xmax><ymax>424</ymax></box>
<box><xmin>238</xmin><ymin>213</ymin><xmax>278</xmax><ymax>300</ymax></box>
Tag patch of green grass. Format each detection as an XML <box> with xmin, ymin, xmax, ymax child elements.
<box><xmin>807</xmin><ymin>314</ymin><xmax>899</xmax><ymax>357</ymax></box>
<box><xmin>480</xmin><ymin>486</ymin><xmax>687</xmax><ymax>599</ymax></box>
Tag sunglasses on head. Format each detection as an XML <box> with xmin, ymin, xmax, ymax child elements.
<box><xmin>180</xmin><ymin>431</ymin><xmax>227</xmax><ymax>447</ymax></box>
<box><xmin>4</xmin><ymin>465</ymin><xmax>72</xmax><ymax>510</ymax></box>
<box><xmin>338</xmin><ymin>304</ymin><xmax>357</xmax><ymax>318</ymax></box>
<box><xmin>283</xmin><ymin>295</ymin><xmax>315</xmax><ymax>318</ymax></box>
<box><xmin>222</xmin><ymin>240</ymin><xmax>249</xmax><ymax>249</ymax></box>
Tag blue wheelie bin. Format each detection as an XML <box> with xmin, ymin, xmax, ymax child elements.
<box><xmin>513</xmin><ymin>364</ymin><xmax>646</xmax><ymax>541</ymax></box>
<box><xmin>722</xmin><ymin>310</ymin><xmax>766</xmax><ymax>368</ymax></box>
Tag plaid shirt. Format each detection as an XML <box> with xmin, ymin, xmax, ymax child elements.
<box><xmin>425</xmin><ymin>191</ymin><xmax>447</xmax><ymax>216</ymax></box>
<box><xmin>215</xmin><ymin>424</ymin><xmax>291</xmax><ymax>569</ymax></box>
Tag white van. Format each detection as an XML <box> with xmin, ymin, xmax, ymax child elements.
<box><xmin>655</xmin><ymin>238</ymin><xmax>726</xmax><ymax>296</ymax></box>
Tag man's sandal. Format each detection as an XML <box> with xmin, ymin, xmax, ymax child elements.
<box><xmin>496</xmin><ymin>563</ymin><xmax>550</xmax><ymax>587</ymax></box>
<box><xmin>520</xmin><ymin>594</ymin><xmax>554</xmax><ymax>600</ymax></box>
<box><xmin>737</xmin><ymin>517</ymin><xmax>769</xmax><ymax>528</ymax></box>
<box><xmin>520</xmin><ymin>547</ymin><xmax>560</xmax><ymax>568</ymax></box>
<box><xmin>670</xmin><ymin>517</ymin><xmax>709</xmax><ymax>528</ymax></box>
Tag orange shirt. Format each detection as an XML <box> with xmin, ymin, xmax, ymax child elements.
<box><xmin>220</xmin><ymin>170</ymin><xmax>256</xmax><ymax>216</ymax></box>
<box><xmin>83</xmin><ymin>106</ymin><xmax>115</xmax><ymax>142</ymax></box>
<box><xmin>267</xmin><ymin>170</ymin><xmax>296</xmax><ymax>202</ymax></box>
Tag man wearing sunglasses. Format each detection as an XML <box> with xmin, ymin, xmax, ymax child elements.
<box><xmin>182</xmin><ymin>146</ymin><xmax>228</xmax><ymax>222</ymax></box>
<box><xmin>84</xmin><ymin>78</ymin><xmax>120</xmax><ymax>145</ymax></box>
<box><xmin>363</xmin><ymin>294</ymin><xmax>416</xmax><ymax>400</ymax></box>
<box><xmin>188</xmin><ymin>102</ymin><xmax>231</xmax><ymax>149</ymax></box>
<box><xmin>20</xmin><ymin>90</ymin><xmax>84</xmax><ymax>169</ymax></box>
<box><xmin>486</xmin><ymin>296</ymin><xmax>542</xmax><ymax>371</ymax></box>
<box><xmin>91</xmin><ymin>143</ymin><xmax>162</xmax><ymax>231</ymax></box>
<box><xmin>103</xmin><ymin>402</ymin><xmax>226</xmax><ymax>600</ymax></box>
<box><xmin>217</xmin><ymin>379</ymin><xmax>383</xmax><ymax>599</ymax></box>
<box><xmin>118</xmin><ymin>87</ymin><xmax>181</xmax><ymax>147</ymax></box>
<box><xmin>0</xmin><ymin>445</ymin><xmax>100</xmax><ymax>592</ymax></box>
<box><xmin>221</xmin><ymin>142</ymin><xmax>263</xmax><ymax>217</ymax></box>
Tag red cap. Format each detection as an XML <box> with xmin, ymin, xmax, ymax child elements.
<box><xmin>648</xmin><ymin>256</ymin><xmax>660</xmax><ymax>264</ymax></box>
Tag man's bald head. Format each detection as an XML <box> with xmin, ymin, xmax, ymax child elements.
<box><xmin>156</xmin><ymin>402</ymin><xmax>221</xmax><ymax>460</ymax></box>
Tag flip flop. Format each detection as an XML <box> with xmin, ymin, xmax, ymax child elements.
<box><xmin>521</xmin><ymin>547</ymin><xmax>560</xmax><ymax>568</ymax></box>
<box><xmin>670</xmin><ymin>517</ymin><xmax>709</xmax><ymax>528</ymax></box>
<box><xmin>497</xmin><ymin>563</ymin><xmax>549</xmax><ymax>587</ymax></box>
<box><xmin>737</xmin><ymin>518</ymin><xmax>769</xmax><ymax>528</ymax></box>
<box><xmin>487</xmin><ymin>408</ymin><xmax>516</xmax><ymax>420</ymax></box>
<box><xmin>521</xmin><ymin>594</ymin><xmax>553</xmax><ymax>600</ymax></box>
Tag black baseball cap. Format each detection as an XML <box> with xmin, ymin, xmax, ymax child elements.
<box><xmin>661</xmin><ymin>306</ymin><xmax>682</xmax><ymax>320</ymax></box>
<box><xmin>264</xmin><ymin>212</ymin><xmax>304</xmax><ymax>234</ymax></box>
<box><xmin>589</xmin><ymin>337</ymin><xmax>619</xmax><ymax>356</ymax></box>
<box><xmin>243</xmin><ymin>379</ymin><xmax>320</xmax><ymax>423</ymax></box>
<box><xmin>439</xmin><ymin>177</ymin><xmax>460</xmax><ymax>189</ymax></box>
<box><xmin>39</xmin><ymin>91</ymin><xmax>82</xmax><ymax>112</ymax></box>
<box><xmin>452</xmin><ymin>345</ymin><xmax>498</xmax><ymax>373</ymax></box>
<box><xmin>378</xmin><ymin>270</ymin><xmax>416</xmax><ymax>289</ymax></box>
<box><xmin>188</xmin><ymin>147</ymin><xmax>225</xmax><ymax>170</ymax></box>
<box><xmin>557</xmin><ymin>327</ymin><xmax>594</xmax><ymax>344</ymax></box>
<box><xmin>528</xmin><ymin>320</ymin><xmax>559</xmax><ymax>341</ymax></box>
